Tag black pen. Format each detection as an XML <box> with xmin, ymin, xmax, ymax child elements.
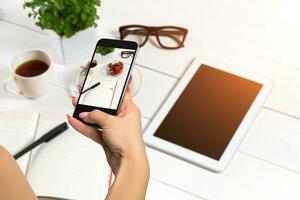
<box><xmin>14</xmin><ymin>122</ymin><xmax>68</xmax><ymax>160</ymax></box>
<box><xmin>81</xmin><ymin>82</ymin><xmax>101</xmax><ymax>94</ymax></box>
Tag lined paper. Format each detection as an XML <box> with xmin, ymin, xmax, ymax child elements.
<box><xmin>0</xmin><ymin>111</ymin><xmax>38</xmax><ymax>173</ymax></box>
<box><xmin>27</xmin><ymin>112</ymin><xmax>110</xmax><ymax>200</ymax></box>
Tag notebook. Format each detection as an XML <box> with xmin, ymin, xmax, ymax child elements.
<box><xmin>0</xmin><ymin>111</ymin><xmax>112</xmax><ymax>200</ymax></box>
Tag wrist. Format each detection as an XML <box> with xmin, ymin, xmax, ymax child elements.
<box><xmin>120</xmin><ymin>141</ymin><xmax>147</xmax><ymax>162</ymax></box>
<box><xmin>107</xmin><ymin>148</ymin><xmax>150</xmax><ymax>200</ymax></box>
<box><xmin>120</xmin><ymin>148</ymin><xmax>150</xmax><ymax>176</ymax></box>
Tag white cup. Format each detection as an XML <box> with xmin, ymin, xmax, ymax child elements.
<box><xmin>3</xmin><ymin>50</ymin><xmax>52</xmax><ymax>98</ymax></box>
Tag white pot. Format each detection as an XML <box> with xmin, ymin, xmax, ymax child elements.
<box><xmin>48</xmin><ymin>27</ymin><xmax>97</xmax><ymax>64</ymax></box>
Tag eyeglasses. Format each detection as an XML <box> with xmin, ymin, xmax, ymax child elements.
<box><xmin>120</xmin><ymin>51</ymin><xmax>135</xmax><ymax>58</ymax></box>
<box><xmin>119</xmin><ymin>25</ymin><xmax>188</xmax><ymax>49</ymax></box>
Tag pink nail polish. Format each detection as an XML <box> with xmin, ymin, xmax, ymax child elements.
<box><xmin>79</xmin><ymin>112</ymin><xmax>89</xmax><ymax>119</ymax></box>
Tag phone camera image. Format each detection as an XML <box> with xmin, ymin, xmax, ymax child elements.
<box><xmin>78</xmin><ymin>46</ymin><xmax>135</xmax><ymax>110</ymax></box>
<box><xmin>73</xmin><ymin>39</ymin><xmax>138</xmax><ymax>123</ymax></box>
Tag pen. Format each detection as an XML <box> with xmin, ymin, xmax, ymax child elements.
<box><xmin>13</xmin><ymin>122</ymin><xmax>68</xmax><ymax>160</ymax></box>
<box><xmin>80</xmin><ymin>82</ymin><xmax>101</xmax><ymax>94</ymax></box>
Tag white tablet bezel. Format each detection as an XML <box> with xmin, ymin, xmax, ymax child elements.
<box><xmin>143</xmin><ymin>57</ymin><xmax>274</xmax><ymax>172</ymax></box>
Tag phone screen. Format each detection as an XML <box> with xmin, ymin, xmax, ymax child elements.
<box><xmin>73</xmin><ymin>39</ymin><xmax>138</xmax><ymax>120</ymax></box>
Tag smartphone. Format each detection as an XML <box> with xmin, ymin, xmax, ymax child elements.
<box><xmin>73</xmin><ymin>38</ymin><xmax>138</xmax><ymax>127</ymax></box>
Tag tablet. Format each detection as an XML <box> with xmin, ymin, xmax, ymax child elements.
<box><xmin>144</xmin><ymin>57</ymin><xmax>273</xmax><ymax>172</ymax></box>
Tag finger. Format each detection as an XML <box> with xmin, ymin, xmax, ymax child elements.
<box><xmin>71</xmin><ymin>96</ymin><xmax>78</xmax><ymax>106</ymax></box>
<box><xmin>123</xmin><ymin>91</ymin><xmax>132</xmax><ymax>103</ymax></box>
<box><xmin>67</xmin><ymin>114</ymin><xmax>104</xmax><ymax>145</ymax></box>
<box><xmin>77</xmin><ymin>85</ymin><xmax>83</xmax><ymax>93</ymax></box>
<box><xmin>120</xmin><ymin>92</ymin><xmax>132</xmax><ymax>110</ymax></box>
<box><xmin>78</xmin><ymin>110</ymin><xmax>111</xmax><ymax>127</ymax></box>
<box><xmin>126</xmin><ymin>84</ymin><xmax>130</xmax><ymax>93</ymax></box>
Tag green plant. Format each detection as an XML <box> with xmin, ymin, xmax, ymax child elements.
<box><xmin>24</xmin><ymin>0</ymin><xmax>101</xmax><ymax>38</ymax></box>
<box><xmin>96</xmin><ymin>46</ymin><xmax>115</xmax><ymax>56</ymax></box>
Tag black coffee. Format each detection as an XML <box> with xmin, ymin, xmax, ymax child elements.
<box><xmin>15</xmin><ymin>60</ymin><xmax>49</xmax><ymax>77</ymax></box>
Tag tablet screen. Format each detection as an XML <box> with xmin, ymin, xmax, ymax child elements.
<box><xmin>154</xmin><ymin>64</ymin><xmax>263</xmax><ymax>160</ymax></box>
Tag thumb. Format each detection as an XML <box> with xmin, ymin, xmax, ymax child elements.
<box><xmin>79</xmin><ymin>110</ymin><xmax>111</xmax><ymax>127</ymax></box>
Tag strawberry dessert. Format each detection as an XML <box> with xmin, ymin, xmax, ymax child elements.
<box><xmin>108</xmin><ymin>61</ymin><xmax>124</xmax><ymax>76</ymax></box>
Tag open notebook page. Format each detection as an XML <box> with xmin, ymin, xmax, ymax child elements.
<box><xmin>0</xmin><ymin>111</ymin><xmax>39</xmax><ymax>173</ymax></box>
<box><xmin>26</xmin><ymin>112</ymin><xmax>110</xmax><ymax>200</ymax></box>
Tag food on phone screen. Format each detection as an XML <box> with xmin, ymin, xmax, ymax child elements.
<box><xmin>108</xmin><ymin>61</ymin><xmax>124</xmax><ymax>76</ymax></box>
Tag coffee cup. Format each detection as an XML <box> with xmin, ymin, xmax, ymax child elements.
<box><xmin>3</xmin><ymin>50</ymin><xmax>52</xmax><ymax>98</ymax></box>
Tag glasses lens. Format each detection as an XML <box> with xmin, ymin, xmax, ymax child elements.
<box><xmin>157</xmin><ymin>28</ymin><xmax>184</xmax><ymax>48</ymax></box>
<box><xmin>121</xmin><ymin>27</ymin><xmax>148</xmax><ymax>46</ymax></box>
<box><xmin>121</xmin><ymin>51</ymin><xmax>133</xmax><ymax>58</ymax></box>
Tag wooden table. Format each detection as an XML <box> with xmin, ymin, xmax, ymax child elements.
<box><xmin>1</xmin><ymin>0</ymin><xmax>300</xmax><ymax>199</ymax></box>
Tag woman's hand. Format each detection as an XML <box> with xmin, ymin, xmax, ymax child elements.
<box><xmin>68</xmin><ymin>90</ymin><xmax>149</xmax><ymax>199</ymax></box>
<box><xmin>67</xmin><ymin>92</ymin><xmax>148</xmax><ymax>175</ymax></box>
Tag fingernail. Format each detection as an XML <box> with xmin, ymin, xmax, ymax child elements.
<box><xmin>79</xmin><ymin>112</ymin><xmax>89</xmax><ymax>119</ymax></box>
<box><xmin>66</xmin><ymin>114</ymin><xmax>71</xmax><ymax>119</ymax></box>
